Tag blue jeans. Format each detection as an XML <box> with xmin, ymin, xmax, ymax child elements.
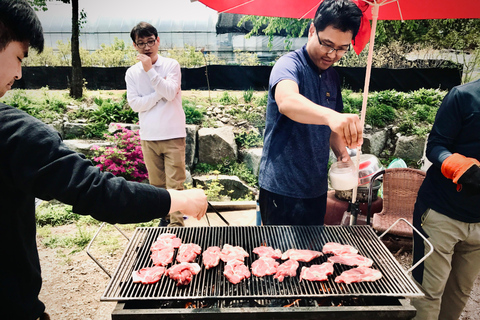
<box><xmin>259</xmin><ymin>188</ymin><xmax>326</xmax><ymax>225</ymax></box>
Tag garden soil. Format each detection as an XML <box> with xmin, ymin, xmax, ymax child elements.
<box><xmin>38</xmin><ymin>223</ymin><xmax>479</xmax><ymax>320</ymax></box>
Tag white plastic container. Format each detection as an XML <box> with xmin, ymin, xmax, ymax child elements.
<box><xmin>328</xmin><ymin>159</ymin><xmax>358</xmax><ymax>190</ymax></box>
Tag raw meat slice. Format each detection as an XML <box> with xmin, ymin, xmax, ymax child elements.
<box><xmin>251</xmin><ymin>257</ymin><xmax>279</xmax><ymax>277</ymax></box>
<box><xmin>176</xmin><ymin>243</ymin><xmax>202</xmax><ymax>263</ymax></box>
<box><xmin>322</xmin><ymin>242</ymin><xmax>358</xmax><ymax>256</ymax></box>
<box><xmin>131</xmin><ymin>266</ymin><xmax>165</xmax><ymax>284</ymax></box>
<box><xmin>299</xmin><ymin>262</ymin><xmax>334</xmax><ymax>282</ymax></box>
<box><xmin>327</xmin><ymin>254</ymin><xmax>373</xmax><ymax>268</ymax></box>
<box><xmin>166</xmin><ymin>262</ymin><xmax>201</xmax><ymax>286</ymax></box>
<box><xmin>202</xmin><ymin>246</ymin><xmax>221</xmax><ymax>269</ymax></box>
<box><xmin>151</xmin><ymin>249</ymin><xmax>175</xmax><ymax>266</ymax></box>
<box><xmin>253</xmin><ymin>246</ymin><xmax>282</xmax><ymax>259</ymax></box>
<box><xmin>281</xmin><ymin>249</ymin><xmax>323</xmax><ymax>262</ymax></box>
<box><xmin>335</xmin><ymin>267</ymin><xmax>382</xmax><ymax>284</ymax></box>
<box><xmin>220</xmin><ymin>244</ymin><xmax>249</xmax><ymax>262</ymax></box>
<box><xmin>223</xmin><ymin>259</ymin><xmax>251</xmax><ymax>284</ymax></box>
<box><xmin>274</xmin><ymin>259</ymin><xmax>299</xmax><ymax>282</ymax></box>
<box><xmin>151</xmin><ymin>233</ymin><xmax>182</xmax><ymax>251</ymax></box>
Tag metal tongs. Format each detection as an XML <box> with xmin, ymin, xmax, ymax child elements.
<box><xmin>206</xmin><ymin>201</ymin><xmax>230</xmax><ymax>226</ymax></box>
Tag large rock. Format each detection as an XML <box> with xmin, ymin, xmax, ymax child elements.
<box><xmin>63</xmin><ymin>122</ymin><xmax>87</xmax><ymax>138</ymax></box>
<box><xmin>362</xmin><ymin>130</ymin><xmax>388</xmax><ymax>156</ymax></box>
<box><xmin>393</xmin><ymin>135</ymin><xmax>427</xmax><ymax>161</ymax></box>
<box><xmin>63</xmin><ymin>139</ymin><xmax>115</xmax><ymax>158</ymax></box>
<box><xmin>185</xmin><ymin>125</ymin><xmax>198</xmax><ymax>169</ymax></box>
<box><xmin>239</xmin><ymin>148</ymin><xmax>263</xmax><ymax>176</ymax></box>
<box><xmin>193</xmin><ymin>174</ymin><xmax>257</xmax><ymax>200</ymax></box>
<box><xmin>198</xmin><ymin>126</ymin><xmax>237</xmax><ymax>165</ymax></box>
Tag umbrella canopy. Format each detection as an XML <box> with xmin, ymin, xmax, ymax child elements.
<box><xmin>197</xmin><ymin>0</ymin><xmax>480</xmax><ymax>20</ymax></box>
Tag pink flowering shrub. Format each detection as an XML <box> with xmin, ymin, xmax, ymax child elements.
<box><xmin>90</xmin><ymin>125</ymin><xmax>148</xmax><ymax>182</ymax></box>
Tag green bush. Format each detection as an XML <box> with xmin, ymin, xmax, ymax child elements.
<box><xmin>85</xmin><ymin>93</ymin><xmax>138</xmax><ymax>138</ymax></box>
<box><xmin>217</xmin><ymin>91</ymin><xmax>238</xmax><ymax>105</ymax></box>
<box><xmin>366</xmin><ymin>103</ymin><xmax>396</xmax><ymax>127</ymax></box>
<box><xmin>36</xmin><ymin>203</ymin><xmax>80</xmax><ymax>227</ymax></box>
<box><xmin>254</xmin><ymin>92</ymin><xmax>268</xmax><ymax>107</ymax></box>
<box><xmin>342</xmin><ymin>90</ymin><xmax>362</xmax><ymax>114</ymax></box>
<box><xmin>243</xmin><ymin>88</ymin><xmax>254</xmax><ymax>103</ymax></box>
<box><xmin>235</xmin><ymin>130</ymin><xmax>263</xmax><ymax>149</ymax></box>
<box><xmin>370</xmin><ymin>90</ymin><xmax>410</xmax><ymax>110</ymax></box>
<box><xmin>183</xmin><ymin>99</ymin><xmax>205</xmax><ymax>124</ymax></box>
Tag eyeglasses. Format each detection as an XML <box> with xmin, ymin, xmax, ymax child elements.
<box><xmin>315</xmin><ymin>33</ymin><xmax>350</xmax><ymax>56</ymax></box>
<box><xmin>135</xmin><ymin>39</ymin><xmax>156</xmax><ymax>49</ymax></box>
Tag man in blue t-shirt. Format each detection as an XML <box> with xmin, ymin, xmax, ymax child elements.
<box><xmin>258</xmin><ymin>0</ymin><xmax>363</xmax><ymax>225</ymax></box>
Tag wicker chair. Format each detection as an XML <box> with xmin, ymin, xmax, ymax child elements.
<box><xmin>367</xmin><ymin>168</ymin><xmax>426</xmax><ymax>238</ymax></box>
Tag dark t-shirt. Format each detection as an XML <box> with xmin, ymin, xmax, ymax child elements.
<box><xmin>259</xmin><ymin>45</ymin><xmax>343</xmax><ymax>198</ymax></box>
<box><xmin>0</xmin><ymin>104</ymin><xmax>171</xmax><ymax>319</ymax></box>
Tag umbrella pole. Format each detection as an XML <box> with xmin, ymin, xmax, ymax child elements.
<box><xmin>350</xmin><ymin>2</ymin><xmax>380</xmax><ymax>226</ymax></box>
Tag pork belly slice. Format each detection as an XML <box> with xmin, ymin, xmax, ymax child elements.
<box><xmin>131</xmin><ymin>266</ymin><xmax>166</xmax><ymax>284</ymax></box>
<box><xmin>274</xmin><ymin>259</ymin><xmax>299</xmax><ymax>282</ymax></box>
<box><xmin>176</xmin><ymin>243</ymin><xmax>202</xmax><ymax>263</ymax></box>
<box><xmin>151</xmin><ymin>233</ymin><xmax>182</xmax><ymax>251</ymax></box>
<box><xmin>252</xmin><ymin>246</ymin><xmax>282</xmax><ymax>259</ymax></box>
<box><xmin>166</xmin><ymin>262</ymin><xmax>201</xmax><ymax>286</ymax></box>
<box><xmin>223</xmin><ymin>259</ymin><xmax>251</xmax><ymax>284</ymax></box>
<box><xmin>251</xmin><ymin>257</ymin><xmax>279</xmax><ymax>277</ymax></box>
<box><xmin>220</xmin><ymin>244</ymin><xmax>249</xmax><ymax>262</ymax></box>
<box><xmin>335</xmin><ymin>267</ymin><xmax>382</xmax><ymax>284</ymax></box>
<box><xmin>281</xmin><ymin>249</ymin><xmax>323</xmax><ymax>262</ymax></box>
<box><xmin>299</xmin><ymin>262</ymin><xmax>334</xmax><ymax>282</ymax></box>
<box><xmin>151</xmin><ymin>249</ymin><xmax>175</xmax><ymax>266</ymax></box>
<box><xmin>322</xmin><ymin>242</ymin><xmax>358</xmax><ymax>256</ymax></box>
<box><xmin>327</xmin><ymin>254</ymin><xmax>373</xmax><ymax>268</ymax></box>
<box><xmin>202</xmin><ymin>246</ymin><xmax>222</xmax><ymax>269</ymax></box>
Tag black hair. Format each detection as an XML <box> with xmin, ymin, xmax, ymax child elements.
<box><xmin>130</xmin><ymin>22</ymin><xmax>158</xmax><ymax>43</ymax></box>
<box><xmin>313</xmin><ymin>0</ymin><xmax>362</xmax><ymax>40</ymax></box>
<box><xmin>0</xmin><ymin>0</ymin><xmax>44</xmax><ymax>53</ymax></box>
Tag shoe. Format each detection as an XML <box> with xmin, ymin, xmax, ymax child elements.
<box><xmin>159</xmin><ymin>218</ymin><xmax>169</xmax><ymax>227</ymax></box>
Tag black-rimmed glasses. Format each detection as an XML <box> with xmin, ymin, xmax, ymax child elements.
<box><xmin>315</xmin><ymin>32</ymin><xmax>350</xmax><ymax>56</ymax></box>
<box><xmin>135</xmin><ymin>39</ymin><xmax>156</xmax><ymax>49</ymax></box>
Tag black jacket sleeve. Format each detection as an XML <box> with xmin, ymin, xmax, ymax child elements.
<box><xmin>1</xmin><ymin>104</ymin><xmax>170</xmax><ymax>224</ymax></box>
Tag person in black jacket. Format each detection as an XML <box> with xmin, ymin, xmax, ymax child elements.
<box><xmin>412</xmin><ymin>79</ymin><xmax>480</xmax><ymax>320</ymax></box>
<box><xmin>0</xmin><ymin>1</ymin><xmax>207</xmax><ymax>319</ymax></box>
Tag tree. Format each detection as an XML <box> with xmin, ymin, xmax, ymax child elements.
<box><xmin>28</xmin><ymin>0</ymin><xmax>84</xmax><ymax>99</ymax></box>
<box><xmin>238</xmin><ymin>16</ymin><xmax>310</xmax><ymax>51</ymax></box>
<box><xmin>239</xmin><ymin>16</ymin><xmax>480</xmax><ymax>52</ymax></box>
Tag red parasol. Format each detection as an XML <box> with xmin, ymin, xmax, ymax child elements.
<box><xmin>196</xmin><ymin>0</ymin><xmax>480</xmax><ymax>20</ymax></box>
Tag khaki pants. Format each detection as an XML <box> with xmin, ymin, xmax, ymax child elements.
<box><xmin>141</xmin><ymin>138</ymin><xmax>186</xmax><ymax>227</ymax></box>
<box><xmin>412</xmin><ymin>209</ymin><xmax>480</xmax><ymax>320</ymax></box>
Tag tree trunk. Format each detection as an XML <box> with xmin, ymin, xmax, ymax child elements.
<box><xmin>70</xmin><ymin>0</ymin><xmax>82</xmax><ymax>99</ymax></box>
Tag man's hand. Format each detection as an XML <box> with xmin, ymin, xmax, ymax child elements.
<box><xmin>168</xmin><ymin>189</ymin><xmax>208</xmax><ymax>220</ymax></box>
<box><xmin>137</xmin><ymin>54</ymin><xmax>153</xmax><ymax>72</ymax></box>
<box><xmin>442</xmin><ymin>153</ymin><xmax>480</xmax><ymax>194</ymax></box>
<box><xmin>457</xmin><ymin>165</ymin><xmax>480</xmax><ymax>195</ymax></box>
<box><xmin>327</xmin><ymin>112</ymin><xmax>363</xmax><ymax>149</ymax></box>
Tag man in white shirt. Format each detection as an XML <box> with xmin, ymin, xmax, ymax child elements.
<box><xmin>126</xmin><ymin>22</ymin><xmax>186</xmax><ymax>227</ymax></box>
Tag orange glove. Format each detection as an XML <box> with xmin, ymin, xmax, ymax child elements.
<box><xmin>441</xmin><ymin>153</ymin><xmax>480</xmax><ymax>191</ymax></box>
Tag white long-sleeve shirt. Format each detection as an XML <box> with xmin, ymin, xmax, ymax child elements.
<box><xmin>125</xmin><ymin>55</ymin><xmax>186</xmax><ymax>141</ymax></box>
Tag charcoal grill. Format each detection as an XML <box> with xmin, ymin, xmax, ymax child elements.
<box><xmin>102</xmin><ymin>225</ymin><xmax>422</xmax><ymax>319</ymax></box>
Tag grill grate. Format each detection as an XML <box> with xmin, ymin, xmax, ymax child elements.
<box><xmin>102</xmin><ymin>225</ymin><xmax>423</xmax><ymax>301</ymax></box>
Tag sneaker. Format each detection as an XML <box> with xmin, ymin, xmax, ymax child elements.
<box><xmin>159</xmin><ymin>218</ymin><xmax>169</xmax><ymax>227</ymax></box>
